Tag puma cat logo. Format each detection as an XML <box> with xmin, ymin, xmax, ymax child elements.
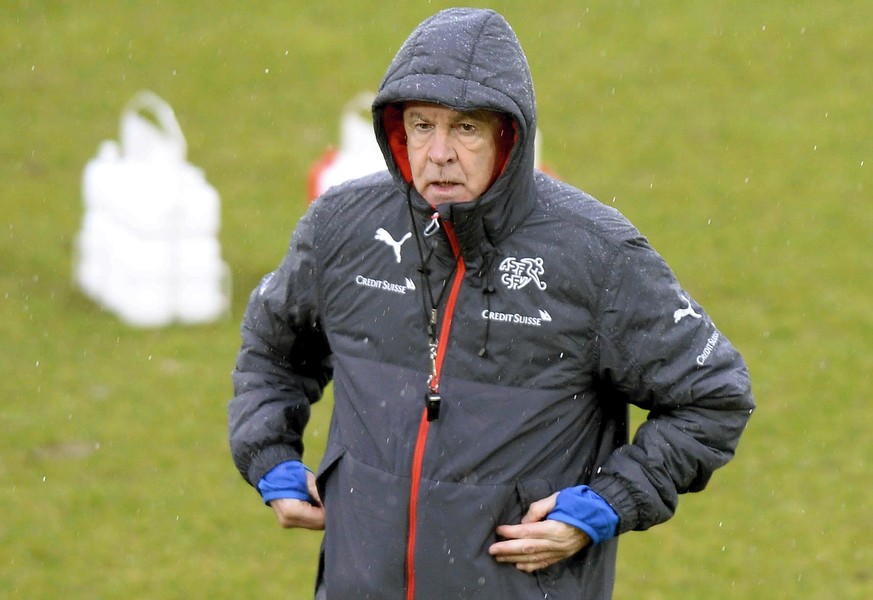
<box><xmin>673</xmin><ymin>295</ymin><xmax>702</xmax><ymax>324</ymax></box>
<box><xmin>375</xmin><ymin>228</ymin><xmax>412</xmax><ymax>264</ymax></box>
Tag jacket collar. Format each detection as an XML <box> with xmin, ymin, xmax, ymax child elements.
<box><xmin>406</xmin><ymin>162</ymin><xmax>536</xmax><ymax>273</ymax></box>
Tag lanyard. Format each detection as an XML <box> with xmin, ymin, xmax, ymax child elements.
<box><xmin>407</xmin><ymin>206</ymin><xmax>464</xmax><ymax>421</ymax></box>
<box><xmin>424</xmin><ymin>253</ymin><xmax>463</xmax><ymax>420</ymax></box>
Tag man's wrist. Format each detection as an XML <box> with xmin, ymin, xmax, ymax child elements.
<box><xmin>257</xmin><ymin>460</ymin><xmax>313</xmax><ymax>505</ymax></box>
<box><xmin>547</xmin><ymin>485</ymin><xmax>619</xmax><ymax>544</ymax></box>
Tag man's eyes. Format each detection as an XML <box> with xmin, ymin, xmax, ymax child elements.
<box><xmin>408</xmin><ymin>120</ymin><xmax>482</xmax><ymax>134</ymax></box>
<box><xmin>412</xmin><ymin>121</ymin><xmax>434</xmax><ymax>131</ymax></box>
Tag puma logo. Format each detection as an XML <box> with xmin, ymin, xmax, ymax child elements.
<box><xmin>375</xmin><ymin>228</ymin><xmax>412</xmax><ymax>264</ymax></box>
<box><xmin>673</xmin><ymin>294</ymin><xmax>702</xmax><ymax>324</ymax></box>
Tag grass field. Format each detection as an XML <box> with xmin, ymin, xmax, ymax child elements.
<box><xmin>2</xmin><ymin>1</ymin><xmax>871</xmax><ymax>598</ymax></box>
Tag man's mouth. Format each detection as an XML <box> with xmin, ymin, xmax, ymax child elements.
<box><xmin>421</xmin><ymin>178</ymin><xmax>472</xmax><ymax>204</ymax></box>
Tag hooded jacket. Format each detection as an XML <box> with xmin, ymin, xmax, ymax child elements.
<box><xmin>229</xmin><ymin>8</ymin><xmax>754</xmax><ymax>599</ymax></box>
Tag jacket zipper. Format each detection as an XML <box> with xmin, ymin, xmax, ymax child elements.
<box><xmin>406</xmin><ymin>222</ymin><xmax>466</xmax><ymax>600</ymax></box>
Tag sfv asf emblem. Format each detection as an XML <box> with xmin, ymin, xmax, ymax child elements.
<box><xmin>499</xmin><ymin>257</ymin><xmax>547</xmax><ymax>290</ymax></box>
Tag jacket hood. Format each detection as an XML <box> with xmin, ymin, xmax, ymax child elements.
<box><xmin>372</xmin><ymin>8</ymin><xmax>538</xmax><ymax>254</ymax></box>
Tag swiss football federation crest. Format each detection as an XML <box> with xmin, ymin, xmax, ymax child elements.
<box><xmin>499</xmin><ymin>256</ymin><xmax>547</xmax><ymax>291</ymax></box>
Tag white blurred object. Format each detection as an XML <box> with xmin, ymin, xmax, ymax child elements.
<box><xmin>74</xmin><ymin>90</ymin><xmax>230</xmax><ymax>327</ymax></box>
<box><xmin>308</xmin><ymin>92</ymin><xmax>386</xmax><ymax>200</ymax></box>
<box><xmin>307</xmin><ymin>91</ymin><xmax>547</xmax><ymax>202</ymax></box>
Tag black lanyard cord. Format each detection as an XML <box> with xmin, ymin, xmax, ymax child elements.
<box><xmin>404</xmin><ymin>190</ymin><xmax>458</xmax><ymax>338</ymax></box>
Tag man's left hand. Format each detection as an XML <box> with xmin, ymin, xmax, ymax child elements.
<box><xmin>488</xmin><ymin>492</ymin><xmax>590</xmax><ymax>572</ymax></box>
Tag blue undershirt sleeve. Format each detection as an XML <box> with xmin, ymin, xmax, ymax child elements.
<box><xmin>547</xmin><ymin>485</ymin><xmax>620</xmax><ymax>545</ymax></box>
<box><xmin>256</xmin><ymin>460</ymin><xmax>314</xmax><ymax>505</ymax></box>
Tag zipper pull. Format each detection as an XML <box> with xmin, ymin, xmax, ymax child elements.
<box><xmin>423</xmin><ymin>211</ymin><xmax>441</xmax><ymax>237</ymax></box>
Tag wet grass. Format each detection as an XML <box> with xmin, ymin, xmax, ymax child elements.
<box><xmin>2</xmin><ymin>1</ymin><xmax>871</xmax><ymax>598</ymax></box>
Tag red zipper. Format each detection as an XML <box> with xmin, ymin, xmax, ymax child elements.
<box><xmin>405</xmin><ymin>222</ymin><xmax>466</xmax><ymax>600</ymax></box>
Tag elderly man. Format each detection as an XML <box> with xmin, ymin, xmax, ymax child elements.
<box><xmin>229</xmin><ymin>8</ymin><xmax>754</xmax><ymax>599</ymax></box>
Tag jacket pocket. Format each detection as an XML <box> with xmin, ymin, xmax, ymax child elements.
<box><xmin>515</xmin><ymin>478</ymin><xmax>555</xmax><ymax>512</ymax></box>
<box><xmin>413</xmin><ymin>478</ymin><xmax>541</xmax><ymax>599</ymax></box>
<box><xmin>318</xmin><ymin>451</ymin><xmax>409</xmax><ymax>599</ymax></box>
<box><xmin>514</xmin><ymin>478</ymin><xmax>578</xmax><ymax>595</ymax></box>
<box><xmin>314</xmin><ymin>443</ymin><xmax>345</xmax><ymax>504</ymax></box>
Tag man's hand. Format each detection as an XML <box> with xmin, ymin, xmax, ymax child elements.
<box><xmin>268</xmin><ymin>470</ymin><xmax>325</xmax><ymax>530</ymax></box>
<box><xmin>488</xmin><ymin>492</ymin><xmax>590</xmax><ymax>572</ymax></box>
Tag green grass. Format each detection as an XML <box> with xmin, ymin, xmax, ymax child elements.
<box><xmin>2</xmin><ymin>1</ymin><xmax>871</xmax><ymax>598</ymax></box>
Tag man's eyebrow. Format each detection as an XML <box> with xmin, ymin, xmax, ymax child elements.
<box><xmin>457</xmin><ymin>109</ymin><xmax>500</xmax><ymax>123</ymax></box>
<box><xmin>402</xmin><ymin>107</ymin><xmax>498</xmax><ymax>123</ymax></box>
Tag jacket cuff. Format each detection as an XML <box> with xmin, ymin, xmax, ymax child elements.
<box><xmin>588</xmin><ymin>474</ymin><xmax>640</xmax><ymax>535</ymax></box>
<box><xmin>246</xmin><ymin>444</ymin><xmax>302</xmax><ymax>487</ymax></box>
<box><xmin>257</xmin><ymin>460</ymin><xmax>313</xmax><ymax>505</ymax></box>
<box><xmin>547</xmin><ymin>485</ymin><xmax>619</xmax><ymax>544</ymax></box>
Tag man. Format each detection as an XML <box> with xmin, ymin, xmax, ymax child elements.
<box><xmin>229</xmin><ymin>8</ymin><xmax>754</xmax><ymax>599</ymax></box>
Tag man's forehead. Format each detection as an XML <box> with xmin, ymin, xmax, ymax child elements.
<box><xmin>402</xmin><ymin>101</ymin><xmax>500</xmax><ymax>123</ymax></box>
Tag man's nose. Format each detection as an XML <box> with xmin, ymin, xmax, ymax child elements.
<box><xmin>427</xmin><ymin>128</ymin><xmax>455</xmax><ymax>165</ymax></box>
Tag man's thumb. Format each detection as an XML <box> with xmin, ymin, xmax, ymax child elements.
<box><xmin>521</xmin><ymin>492</ymin><xmax>559</xmax><ymax>524</ymax></box>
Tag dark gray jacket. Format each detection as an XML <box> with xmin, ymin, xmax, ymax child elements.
<box><xmin>229</xmin><ymin>8</ymin><xmax>754</xmax><ymax>599</ymax></box>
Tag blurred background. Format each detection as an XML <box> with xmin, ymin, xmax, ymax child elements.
<box><xmin>2</xmin><ymin>1</ymin><xmax>870</xmax><ymax>598</ymax></box>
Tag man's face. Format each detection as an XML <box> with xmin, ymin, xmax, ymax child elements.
<box><xmin>402</xmin><ymin>102</ymin><xmax>501</xmax><ymax>205</ymax></box>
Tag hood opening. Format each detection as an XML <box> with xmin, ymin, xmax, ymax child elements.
<box><xmin>382</xmin><ymin>104</ymin><xmax>414</xmax><ymax>184</ymax></box>
<box><xmin>492</xmin><ymin>113</ymin><xmax>517</xmax><ymax>188</ymax></box>
<box><xmin>381</xmin><ymin>103</ymin><xmax>518</xmax><ymax>195</ymax></box>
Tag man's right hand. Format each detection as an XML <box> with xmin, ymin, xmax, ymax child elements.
<box><xmin>268</xmin><ymin>470</ymin><xmax>325</xmax><ymax>530</ymax></box>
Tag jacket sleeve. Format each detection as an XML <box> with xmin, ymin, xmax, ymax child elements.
<box><xmin>588</xmin><ymin>234</ymin><xmax>754</xmax><ymax>534</ymax></box>
<box><xmin>228</xmin><ymin>208</ymin><xmax>333</xmax><ymax>488</ymax></box>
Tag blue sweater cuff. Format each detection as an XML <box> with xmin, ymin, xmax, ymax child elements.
<box><xmin>547</xmin><ymin>485</ymin><xmax>619</xmax><ymax>544</ymax></box>
<box><xmin>256</xmin><ymin>460</ymin><xmax>313</xmax><ymax>505</ymax></box>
